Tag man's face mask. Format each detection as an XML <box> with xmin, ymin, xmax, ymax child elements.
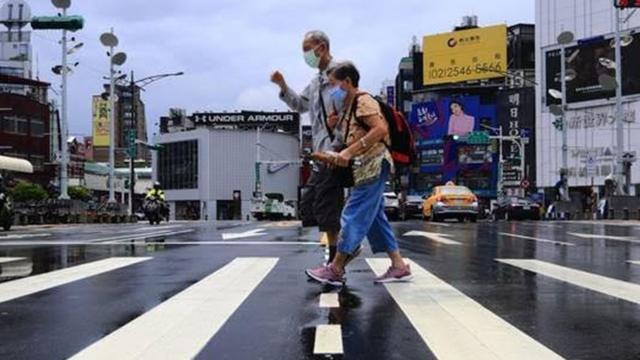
<box><xmin>304</xmin><ymin>45</ymin><xmax>322</xmax><ymax>69</ymax></box>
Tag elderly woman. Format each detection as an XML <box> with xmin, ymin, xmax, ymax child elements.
<box><xmin>306</xmin><ymin>62</ymin><xmax>412</xmax><ymax>286</ymax></box>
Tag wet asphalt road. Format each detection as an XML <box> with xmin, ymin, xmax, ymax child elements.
<box><xmin>0</xmin><ymin>219</ymin><xmax>639</xmax><ymax>359</ymax></box>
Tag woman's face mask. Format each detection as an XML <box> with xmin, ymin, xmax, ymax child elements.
<box><xmin>329</xmin><ymin>85</ymin><xmax>347</xmax><ymax>110</ymax></box>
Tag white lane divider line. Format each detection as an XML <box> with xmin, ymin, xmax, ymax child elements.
<box><xmin>499</xmin><ymin>233</ymin><xmax>575</xmax><ymax>246</ymax></box>
<box><xmin>567</xmin><ymin>232</ymin><xmax>640</xmax><ymax>244</ymax></box>
<box><xmin>497</xmin><ymin>259</ymin><xmax>640</xmax><ymax>305</ymax></box>
<box><xmin>0</xmin><ymin>240</ymin><xmax>321</xmax><ymax>247</ymax></box>
<box><xmin>314</xmin><ymin>325</ymin><xmax>344</xmax><ymax>355</ymax></box>
<box><xmin>93</xmin><ymin>229</ymin><xmax>195</xmax><ymax>243</ymax></box>
<box><xmin>0</xmin><ymin>257</ymin><xmax>26</xmax><ymax>264</ymax></box>
<box><xmin>403</xmin><ymin>231</ymin><xmax>462</xmax><ymax>245</ymax></box>
<box><xmin>628</xmin><ymin>260</ymin><xmax>640</xmax><ymax>266</ymax></box>
<box><xmin>319</xmin><ymin>293</ymin><xmax>340</xmax><ymax>308</ymax></box>
<box><xmin>0</xmin><ymin>257</ymin><xmax>151</xmax><ymax>304</ymax></box>
<box><xmin>69</xmin><ymin>257</ymin><xmax>278</xmax><ymax>360</ymax></box>
<box><xmin>0</xmin><ymin>233</ymin><xmax>52</xmax><ymax>240</ymax></box>
<box><xmin>367</xmin><ymin>258</ymin><xmax>564</xmax><ymax>360</ymax></box>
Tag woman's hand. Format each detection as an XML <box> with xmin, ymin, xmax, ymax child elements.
<box><xmin>334</xmin><ymin>149</ymin><xmax>353</xmax><ymax>168</ymax></box>
<box><xmin>327</xmin><ymin>111</ymin><xmax>339</xmax><ymax>129</ymax></box>
<box><xmin>311</xmin><ymin>151</ymin><xmax>352</xmax><ymax>168</ymax></box>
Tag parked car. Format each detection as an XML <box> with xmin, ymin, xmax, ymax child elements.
<box><xmin>384</xmin><ymin>192</ymin><xmax>403</xmax><ymax>221</ymax></box>
<box><xmin>492</xmin><ymin>196</ymin><xmax>541</xmax><ymax>221</ymax></box>
<box><xmin>422</xmin><ymin>182</ymin><xmax>479</xmax><ymax>222</ymax></box>
<box><xmin>404</xmin><ymin>195</ymin><xmax>424</xmax><ymax>218</ymax></box>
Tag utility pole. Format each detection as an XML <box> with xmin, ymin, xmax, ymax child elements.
<box><xmin>128</xmin><ymin>70</ymin><xmax>136</xmax><ymax>216</ymax></box>
<box><xmin>58</xmin><ymin>5</ymin><xmax>69</xmax><ymax>200</ymax></box>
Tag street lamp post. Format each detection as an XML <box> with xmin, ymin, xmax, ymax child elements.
<box><xmin>614</xmin><ymin>7</ymin><xmax>626</xmax><ymax>195</ymax></box>
<box><xmin>99</xmin><ymin>30</ymin><xmax>126</xmax><ymax>203</ymax></box>
<box><xmin>550</xmin><ymin>31</ymin><xmax>575</xmax><ymax>202</ymax></box>
<box><xmin>124</xmin><ymin>71</ymin><xmax>184</xmax><ymax>216</ymax></box>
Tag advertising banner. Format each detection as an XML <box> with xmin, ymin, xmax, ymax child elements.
<box><xmin>545</xmin><ymin>32</ymin><xmax>640</xmax><ymax>105</ymax></box>
<box><xmin>410</xmin><ymin>96</ymin><xmax>482</xmax><ymax>141</ymax></box>
<box><xmin>92</xmin><ymin>96</ymin><xmax>110</xmax><ymax>147</ymax></box>
<box><xmin>423</xmin><ymin>24</ymin><xmax>507</xmax><ymax>86</ymax></box>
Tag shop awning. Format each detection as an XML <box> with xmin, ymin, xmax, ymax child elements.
<box><xmin>0</xmin><ymin>155</ymin><xmax>33</xmax><ymax>173</ymax></box>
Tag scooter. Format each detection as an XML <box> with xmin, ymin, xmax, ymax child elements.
<box><xmin>143</xmin><ymin>198</ymin><xmax>167</xmax><ymax>225</ymax></box>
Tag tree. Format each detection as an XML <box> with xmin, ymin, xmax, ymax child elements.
<box><xmin>68</xmin><ymin>186</ymin><xmax>92</xmax><ymax>201</ymax></box>
<box><xmin>10</xmin><ymin>181</ymin><xmax>49</xmax><ymax>203</ymax></box>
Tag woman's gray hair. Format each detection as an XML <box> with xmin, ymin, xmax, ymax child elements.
<box><xmin>304</xmin><ymin>30</ymin><xmax>330</xmax><ymax>49</ymax></box>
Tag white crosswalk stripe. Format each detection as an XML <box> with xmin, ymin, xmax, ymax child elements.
<box><xmin>497</xmin><ymin>259</ymin><xmax>640</xmax><ymax>305</ymax></box>
<box><xmin>0</xmin><ymin>257</ymin><xmax>25</xmax><ymax>264</ymax></box>
<box><xmin>69</xmin><ymin>257</ymin><xmax>278</xmax><ymax>360</ymax></box>
<box><xmin>629</xmin><ymin>260</ymin><xmax>640</xmax><ymax>266</ymax></box>
<box><xmin>367</xmin><ymin>258</ymin><xmax>564</xmax><ymax>360</ymax></box>
<box><xmin>0</xmin><ymin>257</ymin><xmax>151</xmax><ymax>303</ymax></box>
<box><xmin>313</xmin><ymin>325</ymin><xmax>343</xmax><ymax>355</ymax></box>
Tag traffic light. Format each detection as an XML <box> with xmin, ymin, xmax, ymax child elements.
<box><xmin>553</xmin><ymin>118</ymin><xmax>564</xmax><ymax>131</ymax></box>
<box><xmin>31</xmin><ymin>15</ymin><xmax>85</xmax><ymax>31</ymax></box>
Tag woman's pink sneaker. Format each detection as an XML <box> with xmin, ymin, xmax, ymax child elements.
<box><xmin>374</xmin><ymin>264</ymin><xmax>413</xmax><ymax>283</ymax></box>
<box><xmin>305</xmin><ymin>264</ymin><xmax>345</xmax><ymax>286</ymax></box>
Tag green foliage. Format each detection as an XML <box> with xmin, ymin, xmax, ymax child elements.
<box><xmin>10</xmin><ymin>181</ymin><xmax>48</xmax><ymax>202</ymax></box>
<box><xmin>68</xmin><ymin>186</ymin><xmax>92</xmax><ymax>201</ymax></box>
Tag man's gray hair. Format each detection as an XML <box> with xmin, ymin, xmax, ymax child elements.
<box><xmin>304</xmin><ymin>30</ymin><xmax>330</xmax><ymax>49</ymax></box>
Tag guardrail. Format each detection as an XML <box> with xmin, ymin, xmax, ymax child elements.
<box><xmin>13</xmin><ymin>200</ymin><xmax>133</xmax><ymax>225</ymax></box>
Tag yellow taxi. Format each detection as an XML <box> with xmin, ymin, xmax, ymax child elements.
<box><xmin>422</xmin><ymin>182</ymin><xmax>479</xmax><ymax>222</ymax></box>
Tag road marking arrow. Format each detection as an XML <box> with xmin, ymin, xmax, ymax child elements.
<box><xmin>567</xmin><ymin>232</ymin><xmax>640</xmax><ymax>244</ymax></box>
<box><xmin>403</xmin><ymin>231</ymin><xmax>461</xmax><ymax>245</ymax></box>
<box><xmin>221</xmin><ymin>228</ymin><xmax>267</xmax><ymax>240</ymax></box>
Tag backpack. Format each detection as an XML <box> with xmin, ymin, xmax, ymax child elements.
<box><xmin>351</xmin><ymin>94</ymin><xmax>417</xmax><ymax>166</ymax></box>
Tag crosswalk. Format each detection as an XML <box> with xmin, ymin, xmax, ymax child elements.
<box><xmin>0</xmin><ymin>254</ymin><xmax>639</xmax><ymax>359</ymax></box>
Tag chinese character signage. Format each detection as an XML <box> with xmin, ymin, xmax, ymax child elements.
<box><xmin>92</xmin><ymin>96</ymin><xmax>110</xmax><ymax>147</ymax></box>
<box><xmin>423</xmin><ymin>24</ymin><xmax>507</xmax><ymax>86</ymax></box>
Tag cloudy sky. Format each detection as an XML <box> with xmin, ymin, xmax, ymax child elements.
<box><xmin>25</xmin><ymin>0</ymin><xmax>534</xmax><ymax>138</ymax></box>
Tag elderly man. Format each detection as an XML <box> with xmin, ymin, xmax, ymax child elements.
<box><xmin>270</xmin><ymin>31</ymin><xmax>349</xmax><ymax>263</ymax></box>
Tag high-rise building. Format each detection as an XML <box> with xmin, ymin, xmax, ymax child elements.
<box><xmin>91</xmin><ymin>83</ymin><xmax>149</xmax><ymax>165</ymax></box>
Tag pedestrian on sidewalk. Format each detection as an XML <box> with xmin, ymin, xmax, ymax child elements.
<box><xmin>270</xmin><ymin>30</ymin><xmax>345</xmax><ymax>263</ymax></box>
<box><xmin>305</xmin><ymin>62</ymin><xmax>413</xmax><ymax>286</ymax></box>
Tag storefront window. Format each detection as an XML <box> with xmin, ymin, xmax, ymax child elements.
<box><xmin>158</xmin><ymin>140</ymin><xmax>198</xmax><ymax>190</ymax></box>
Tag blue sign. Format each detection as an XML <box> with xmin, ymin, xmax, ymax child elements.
<box><xmin>386</xmin><ymin>86</ymin><xmax>395</xmax><ymax>108</ymax></box>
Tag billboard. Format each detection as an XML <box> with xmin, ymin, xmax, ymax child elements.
<box><xmin>410</xmin><ymin>96</ymin><xmax>491</xmax><ymax>141</ymax></box>
<box><xmin>497</xmin><ymin>88</ymin><xmax>536</xmax><ymax>190</ymax></box>
<box><xmin>423</xmin><ymin>24</ymin><xmax>507</xmax><ymax>86</ymax></box>
<box><xmin>545</xmin><ymin>32</ymin><xmax>640</xmax><ymax>105</ymax></box>
<box><xmin>92</xmin><ymin>96</ymin><xmax>110</xmax><ymax>147</ymax></box>
<box><xmin>410</xmin><ymin>96</ymin><xmax>498</xmax><ymax>196</ymax></box>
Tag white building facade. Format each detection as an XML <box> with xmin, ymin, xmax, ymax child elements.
<box><xmin>153</xmin><ymin>111</ymin><xmax>301</xmax><ymax>221</ymax></box>
<box><xmin>536</xmin><ymin>0</ymin><xmax>640</xmax><ymax>193</ymax></box>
